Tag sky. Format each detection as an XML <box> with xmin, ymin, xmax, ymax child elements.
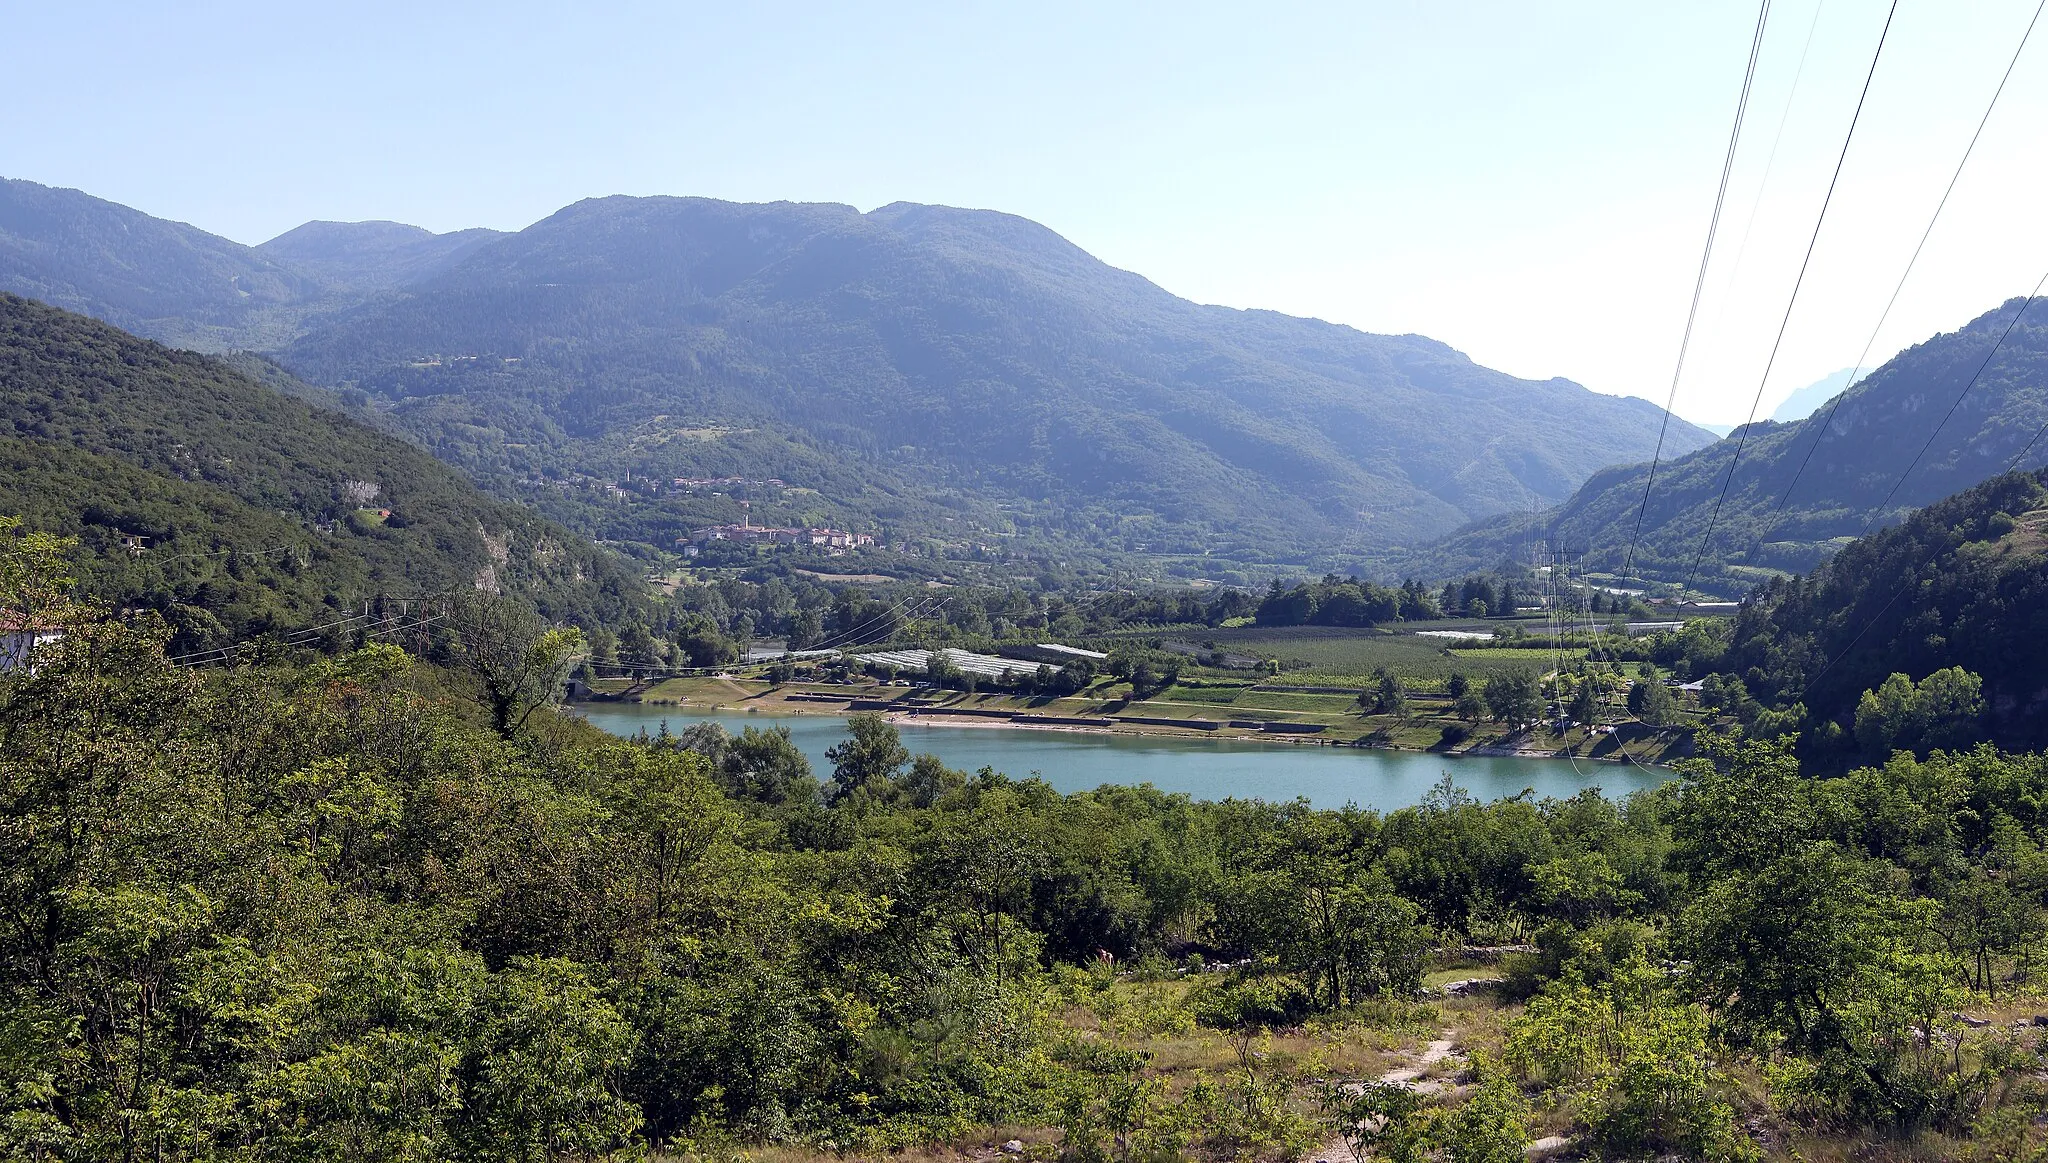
<box><xmin>7</xmin><ymin>1</ymin><xmax>2048</xmax><ymax>426</ymax></box>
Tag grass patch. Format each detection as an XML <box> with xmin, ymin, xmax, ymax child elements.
<box><xmin>1177</xmin><ymin>626</ymin><xmax>1525</xmax><ymax>684</ymax></box>
<box><xmin>1235</xmin><ymin>691</ymin><xmax>1361</xmax><ymax>713</ymax></box>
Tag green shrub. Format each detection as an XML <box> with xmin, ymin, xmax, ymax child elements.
<box><xmin>1188</xmin><ymin>974</ymin><xmax>1315</xmax><ymax>1029</ymax></box>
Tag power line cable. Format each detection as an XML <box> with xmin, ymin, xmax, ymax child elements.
<box><xmin>166</xmin><ymin>607</ymin><xmax>388</xmax><ymax>664</ymax></box>
<box><xmin>148</xmin><ymin>544</ymin><xmax>301</xmax><ymax>565</ymax></box>
<box><xmin>814</xmin><ymin>597</ymin><xmax>940</xmax><ymax>655</ymax></box>
<box><xmin>1683</xmin><ymin>3</ymin><xmax>2048</xmax><ymax>726</ymax></box>
<box><xmin>168</xmin><ymin>596</ymin><xmax>444</xmax><ymax>665</ymax></box>
<box><xmin>589</xmin><ymin>593</ymin><xmax>948</xmax><ymax>679</ymax></box>
<box><xmin>809</xmin><ymin>591</ymin><xmax>940</xmax><ymax>652</ymax></box>
<box><xmin>1682</xmin><ymin>0</ymin><xmax>1901</xmax><ymax>593</ymax></box>
<box><xmin>1709</xmin><ymin>0</ymin><xmax>1831</xmax><ymax>335</ymax></box>
<box><xmin>1618</xmin><ymin>0</ymin><xmax>1775</xmax><ymax>590</ymax></box>
<box><xmin>1764</xmin><ymin>0</ymin><xmax>2047</xmax><ymax>528</ymax></box>
<box><xmin>170</xmin><ymin>610</ymin><xmax>442</xmax><ymax>668</ymax></box>
<box><xmin>1790</xmin><ymin>271</ymin><xmax>2048</xmax><ymax>696</ymax></box>
<box><xmin>1865</xmin><ymin>271</ymin><xmax>2048</xmax><ymax>519</ymax></box>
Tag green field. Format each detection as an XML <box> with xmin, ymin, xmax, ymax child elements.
<box><xmin>1151</xmin><ymin>686</ymin><xmax>1361</xmax><ymax>714</ymax></box>
<box><xmin>1168</xmin><ymin>625</ymin><xmax>1567</xmax><ymax>688</ymax></box>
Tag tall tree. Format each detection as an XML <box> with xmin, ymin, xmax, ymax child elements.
<box><xmin>442</xmin><ymin>593</ymin><xmax>585</xmax><ymax>738</ymax></box>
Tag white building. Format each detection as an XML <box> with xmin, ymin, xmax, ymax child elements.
<box><xmin>0</xmin><ymin>621</ymin><xmax>61</xmax><ymax>673</ymax></box>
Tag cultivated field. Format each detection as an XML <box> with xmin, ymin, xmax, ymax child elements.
<box><xmin>1166</xmin><ymin>625</ymin><xmax>1565</xmax><ymax>689</ymax></box>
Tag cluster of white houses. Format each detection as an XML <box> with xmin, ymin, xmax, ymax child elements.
<box><xmin>685</xmin><ymin>519</ymin><xmax>875</xmax><ymax>554</ymax></box>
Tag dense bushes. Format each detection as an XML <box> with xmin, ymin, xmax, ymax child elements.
<box><xmin>9</xmin><ymin>565</ymin><xmax>2048</xmax><ymax>1155</ymax></box>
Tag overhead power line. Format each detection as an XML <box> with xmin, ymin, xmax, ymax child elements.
<box><xmin>809</xmin><ymin>592</ymin><xmax>944</xmax><ymax>653</ymax></box>
<box><xmin>1767</xmin><ymin>0</ymin><xmax>2048</xmax><ymax>526</ymax></box>
<box><xmin>1782</xmin><ymin>276</ymin><xmax>2047</xmax><ymax>696</ymax></box>
<box><xmin>1617</xmin><ymin>0</ymin><xmax>1775</xmax><ymax>590</ymax></box>
<box><xmin>166</xmin><ymin>607</ymin><xmax>387</xmax><ymax>665</ymax></box>
<box><xmin>1682</xmin><ymin>0</ymin><xmax>1902</xmax><ymax>593</ymax></box>
<box><xmin>1794</xmin><ymin>276</ymin><xmax>2048</xmax><ymax>700</ymax></box>
<box><xmin>170</xmin><ymin>610</ymin><xmax>445</xmax><ymax>669</ymax></box>
<box><xmin>1867</xmin><ymin>271</ymin><xmax>2048</xmax><ymax>518</ymax></box>
<box><xmin>149</xmin><ymin>543</ymin><xmax>302</xmax><ymax>565</ymax></box>
<box><xmin>1710</xmin><ymin>0</ymin><xmax>1830</xmax><ymax>339</ymax></box>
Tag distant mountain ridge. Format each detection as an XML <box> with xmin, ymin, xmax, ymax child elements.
<box><xmin>0</xmin><ymin>177</ymin><xmax>1718</xmax><ymax>563</ymax></box>
<box><xmin>1771</xmin><ymin>367</ymin><xmax>1864</xmax><ymax>424</ymax></box>
<box><xmin>0</xmin><ymin>177</ymin><xmax>316</xmax><ymax>350</ymax></box>
<box><xmin>256</xmin><ymin>219</ymin><xmax>507</xmax><ymax>292</ymax></box>
<box><xmin>1411</xmin><ymin>297</ymin><xmax>2048</xmax><ymax>592</ymax></box>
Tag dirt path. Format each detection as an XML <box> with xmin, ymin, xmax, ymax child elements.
<box><xmin>1308</xmin><ymin>1031</ymin><xmax>1466</xmax><ymax>1162</ymax></box>
<box><xmin>1370</xmin><ymin>1033</ymin><xmax>1461</xmax><ymax>1096</ymax></box>
<box><xmin>1307</xmin><ymin>1034</ymin><xmax>1576</xmax><ymax>1160</ymax></box>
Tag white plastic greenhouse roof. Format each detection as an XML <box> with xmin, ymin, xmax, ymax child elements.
<box><xmin>854</xmin><ymin>648</ymin><xmax>1033</xmax><ymax>679</ymax></box>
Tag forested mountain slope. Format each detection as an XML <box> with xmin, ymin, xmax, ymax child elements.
<box><xmin>1414</xmin><ymin>297</ymin><xmax>2048</xmax><ymax>590</ymax></box>
<box><xmin>0</xmin><ymin>293</ymin><xmax>641</xmax><ymax>648</ymax></box>
<box><xmin>0</xmin><ymin>176</ymin><xmax>323</xmax><ymax>351</ymax></box>
<box><xmin>0</xmin><ymin>178</ymin><xmax>1714</xmax><ymax>561</ymax></box>
<box><xmin>1703</xmin><ymin>468</ymin><xmax>2048</xmax><ymax>755</ymax></box>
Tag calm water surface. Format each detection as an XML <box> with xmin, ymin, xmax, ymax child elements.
<box><xmin>573</xmin><ymin>704</ymin><xmax>1669</xmax><ymax>809</ymax></box>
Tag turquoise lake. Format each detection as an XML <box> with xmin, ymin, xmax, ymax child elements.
<box><xmin>572</xmin><ymin>704</ymin><xmax>1670</xmax><ymax>809</ymax></box>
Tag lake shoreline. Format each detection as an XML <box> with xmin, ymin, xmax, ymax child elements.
<box><xmin>570</xmin><ymin>700</ymin><xmax>1674</xmax><ymax>809</ymax></box>
<box><xmin>577</xmin><ymin>690</ymin><xmax>1658</xmax><ymax>767</ymax></box>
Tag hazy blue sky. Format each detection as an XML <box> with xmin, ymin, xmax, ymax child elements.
<box><xmin>7</xmin><ymin>1</ymin><xmax>2048</xmax><ymax>425</ymax></box>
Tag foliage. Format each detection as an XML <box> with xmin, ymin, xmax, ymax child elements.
<box><xmin>0</xmin><ymin>293</ymin><xmax>645</xmax><ymax>652</ymax></box>
<box><xmin>1854</xmin><ymin>667</ymin><xmax>1984</xmax><ymax>757</ymax></box>
<box><xmin>9</xmin><ymin>535</ymin><xmax>2048</xmax><ymax>1155</ymax></box>
<box><xmin>1482</xmin><ymin>669</ymin><xmax>1542</xmax><ymax>730</ymax></box>
<box><xmin>1255</xmin><ymin>577</ymin><xmax>1440</xmax><ymax>627</ymax></box>
<box><xmin>1506</xmin><ymin>956</ymin><xmax>1754</xmax><ymax>1159</ymax></box>
<box><xmin>1317</xmin><ymin>1079</ymin><xmax>1429</xmax><ymax>1163</ymax></box>
<box><xmin>440</xmin><ymin>592</ymin><xmax>585</xmax><ymax>737</ymax></box>
<box><xmin>1431</xmin><ymin>1063</ymin><xmax>1530</xmax><ymax>1163</ymax></box>
<box><xmin>1626</xmin><ymin>676</ymin><xmax>1678</xmax><ymax>726</ymax></box>
<box><xmin>1641</xmin><ymin>470</ymin><xmax>2048</xmax><ymax>759</ymax></box>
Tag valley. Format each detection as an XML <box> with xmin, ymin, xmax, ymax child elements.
<box><xmin>1413</xmin><ymin>295</ymin><xmax>2048</xmax><ymax>595</ymax></box>
<box><xmin>8</xmin><ymin>40</ymin><xmax>2048</xmax><ymax>1154</ymax></box>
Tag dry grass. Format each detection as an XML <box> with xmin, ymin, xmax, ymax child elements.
<box><xmin>718</xmin><ymin>1124</ymin><xmax>1059</xmax><ymax>1163</ymax></box>
<box><xmin>670</xmin><ymin>975</ymin><xmax>2048</xmax><ymax>1163</ymax></box>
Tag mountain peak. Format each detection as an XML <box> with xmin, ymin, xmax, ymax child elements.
<box><xmin>255</xmin><ymin>219</ymin><xmax>507</xmax><ymax>293</ymax></box>
<box><xmin>0</xmin><ymin>180</ymin><xmax>1717</xmax><ymax>560</ymax></box>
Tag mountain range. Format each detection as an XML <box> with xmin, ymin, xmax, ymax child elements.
<box><xmin>1411</xmin><ymin>296</ymin><xmax>2048</xmax><ymax>592</ymax></box>
<box><xmin>0</xmin><ymin>176</ymin><xmax>1716</xmax><ymax>567</ymax></box>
